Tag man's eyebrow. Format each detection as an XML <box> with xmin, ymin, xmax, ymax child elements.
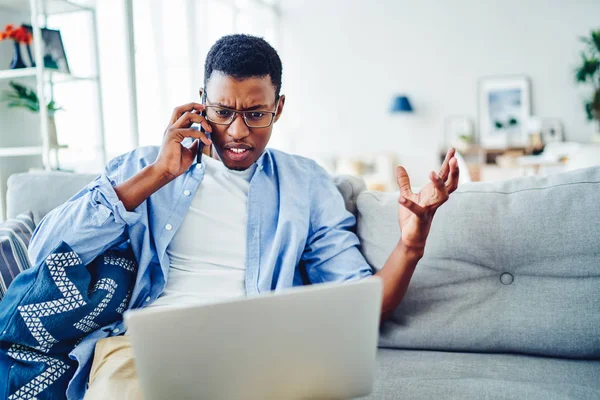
<box><xmin>215</xmin><ymin>103</ymin><xmax>269</xmax><ymax>111</ymax></box>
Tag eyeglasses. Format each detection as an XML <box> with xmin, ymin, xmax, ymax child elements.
<box><xmin>204</xmin><ymin>95</ymin><xmax>280</xmax><ymax>128</ymax></box>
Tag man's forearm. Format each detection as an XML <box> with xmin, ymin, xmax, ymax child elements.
<box><xmin>114</xmin><ymin>164</ymin><xmax>173</xmax><ymax>211</ymax></box>
<box><xmin>375</xmin><ymin>242</ymin><xmax>424</xmax><ymax>320</ymax></box>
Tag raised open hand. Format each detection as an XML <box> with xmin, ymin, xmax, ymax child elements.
<box><xmin>396</xmin><ymin>148</ymin><xmax>460</xmax><ymax>250</ymax></box>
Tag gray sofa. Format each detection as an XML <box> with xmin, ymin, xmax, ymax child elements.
<box><xmin>6</xmin><ymin>166</ymin><xmax>600</xmax><ymax>399</ymax></box>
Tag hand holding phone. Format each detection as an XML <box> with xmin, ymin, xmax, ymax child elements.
<box><xmin>153</xmin><ymin>102</ymin><xmax>211</xmax><ymax>182</ymax></box>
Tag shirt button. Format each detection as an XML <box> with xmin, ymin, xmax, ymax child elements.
<box><xmin>145</xmin><ymin>296</ymin><xmax>151</xmax><ymax>303</ymax></box>
<box><xmin>165</xmin><ymin>224</ymin><xmax>173</xmax><ymax>231</ymax></box>
<box><xmin>500</xmin><ymin>272</ymin><xmax>514</xmax><ymax>285</ymax></box>
<box><xmin>113</xmin><ymin>328</ymin><xmax>120</xmax><ymax>334</ymax></box>
<box><xmin>184</xmin><ymin>190</ymin><xmax>191</xmax><ymax>196</ymax></box>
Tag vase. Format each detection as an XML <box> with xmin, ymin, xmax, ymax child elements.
<box><xmin>26</xmin><ymin>44</ymin><xmax>35</xmax><ymax>67</ymax></box>
<box><xmin>9</xmin><ymin>41</ymin><xmax>27</xmax><ymax>69</ymax></box>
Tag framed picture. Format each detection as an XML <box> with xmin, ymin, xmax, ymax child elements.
<box><xmin>478</xmin><ymin>75</ymin><xmax>531</xmax><ymax>149</ymax></box>
<box><xmin>22</xmin><ymin>24</ymin><xmax>70</xmax><ymax>74</ymax></box>
<box><xmin>541</xmin><ymin>118</ymin><xmax>564</xmax><ymax>144</ymax></box>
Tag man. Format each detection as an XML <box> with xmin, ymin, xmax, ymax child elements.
<box><xmin>28</xmin><ymin>34</ymin><xmax>459</xmax><ymax>399</ymax></box>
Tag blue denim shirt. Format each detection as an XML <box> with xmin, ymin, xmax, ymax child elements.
<box><xmin>27</xmin><ymin>146</ymin><xmax>373</xmax><ymax>399</ymax></box>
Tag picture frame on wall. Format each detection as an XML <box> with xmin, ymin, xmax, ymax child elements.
<box><xmin>22</xmin><ymin>24</ymin><xmax>70</xmax><ymax>74</ymax></box>
<box><xmin>478</xmin><ymin>75</ymin><xmax>531</xmax><ymax>149</ymax></box>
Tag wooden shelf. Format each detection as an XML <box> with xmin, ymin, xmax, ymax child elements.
<box><xmin>0</xmin><ymin>146</ymin><xmax>43</xmax><ymax>157</ymax></box>
<box><xmin>0</xmin><ymin>68</ymin><xmax>97</xmax><ymax>83</ymax></box>
<box><xmin>0</xmin><ymin>0</ymin><xmax>94</xmax><ymax>15</ymax></box>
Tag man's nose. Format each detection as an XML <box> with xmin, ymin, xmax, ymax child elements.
<box><xmin>227</xmin><ymin>114</ymin><xmax>250</xmax><ymax>140</ymax></box>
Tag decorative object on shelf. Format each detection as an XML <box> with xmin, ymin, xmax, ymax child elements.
<box><xmin>478</xmin><ymin>75</ymin><xmax>531</xmax><ymax>149</ymax></box>
<box><xmin>574</xmin><ymin>29</ymin><xmax>600</xmax><ymax>141</ymax></box>
<box><xmin>444</xmin><ymin>116</ymin><xmax>474</xmax><ymax>153</ymax></box>
<box><xmin>0</xmin><ymin>81</ymin><xmax>64</xmax><ymax>168</ymax></box>
<box><xmin>391</xmin><ymin>95</ymin><xmax>413</xmax><ymax>113</ymax></box>
<box><xmin>22</xmin><ymin>24</ymin><xmax>70</xmax><ymax>73</ymax></box>
<box><xmin>0</xmin><ymin>24</ymin><xmax>33</xmax><ymax>69</ymax></box>
<box><xmin>540</xmin><ymin>118</ymin><xmax>564</xmax><ymax>144</ymax></box>
<box><xmin>526</xmin><ymin>117</ymin><xmax>544</xmax><ymax>155</ymax></box>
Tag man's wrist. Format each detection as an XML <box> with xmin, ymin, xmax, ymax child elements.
<box><xmin>397</xmin><ymin>240</ymin><xmax>425</xmax><ymax>259</ymax></box>
<box><xmin>147</xmin><ymin>163</ymin><xmax>176</xmax><ymax>187</ymax></box>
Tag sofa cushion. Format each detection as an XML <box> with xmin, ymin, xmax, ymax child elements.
<box><xmin>7</xmin><ymin>172</ymin><xmax>97</xmax><ymax>224</ymax></box>
<box><xmin>0</xmin><ymin>212</ymin><xmax>35</xmax><ymax>302</ymax></box>
<box><xmin>5</xmin><ymin>171</ymin><xmax>362</xmax><ymax>225</ymax></box>
<box><xmin>364</xmin><ymin>349</ymin><xmax>600</xmax><ymax>400</ymax></box>
<box><xmin>0</xmin><ymin>241</ymin><xmax>137</xmax><ymax>399</ymax></box>
<box><xmin>332</xmin><ymin>174</ymin><xmax>367</xmax><ymax>216</ymax></box>
<box><xmin>356</xmin><ymin>167</ymin><xmax>600</xmax><ymax>359</ymax></box>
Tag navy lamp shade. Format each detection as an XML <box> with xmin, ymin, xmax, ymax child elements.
<box><xmin>391</xmin><ymin>95</ymin><xmax>413</xmax><ymax>113</ymax></box>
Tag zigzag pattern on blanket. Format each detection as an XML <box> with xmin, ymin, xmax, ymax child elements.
<box><xmin>0</xmin><ymin>241</ymin><xmax>138</xmax><ymax>400</ymax></box>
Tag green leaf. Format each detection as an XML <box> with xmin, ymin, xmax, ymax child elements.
<box><xmin>575</xmin><ymin>52</ymin><xmax>600</xmax><ymax>84</ymax></box>
<box><xmin>591</xmin><ymin>30</ymin><xmax>600</xmax><ymax>54</ymax></box>
<box><xmin>585</xmin><ymin>102</ymin><xmax>594</xmax><ymax>121</ymax></box>
<box><xmin>575</xmin><ymin>66</ymin><xmax>588</xmax><ymax>83</ymax></box>
<box><xmin>593</xmin><ymin>89</ymin><xmax>600</xmax><ymax>117</ymax></box>
<box><xmin>6</xmin><ymin>101</ymin><xmax>37</xmax><ymax>113</ymax></box>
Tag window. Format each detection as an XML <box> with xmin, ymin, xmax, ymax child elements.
<box><xmin>51</xmin><ymin>0</ymin><xmax>281</xmax><ymax>171</ymax></box>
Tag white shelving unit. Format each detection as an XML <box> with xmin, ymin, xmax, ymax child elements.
<box><xmin>0</xmin><ymin>66</ymin><xmax>97</xmax><ymax>82</ymax></box>
<box><xmin>0</xmin><ymin>146</ymin><xmax>42</xmax><ymax>157</ymax></box>
<box><xmin>0</xmin><ymin>0</ymin><xmax>106</xmax><ymax>169</ymax></box>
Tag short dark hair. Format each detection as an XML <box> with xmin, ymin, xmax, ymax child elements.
<box><xmin>204</xmin><ymin>34</ymin><xmax>283</xmax><ymax>98</ymax></box>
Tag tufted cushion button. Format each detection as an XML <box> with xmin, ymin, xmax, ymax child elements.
<box><xmin>500</xmin><ymin>272</ymin><xmax>514</xmax><ymax>285</ymax></box>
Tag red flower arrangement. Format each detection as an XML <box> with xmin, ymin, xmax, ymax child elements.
<box><xmin>0</xmin><ymin>24</ymin><xmax>33</xmax><ymax>44</ymax></box>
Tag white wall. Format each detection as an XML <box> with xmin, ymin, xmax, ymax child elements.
<box><xmin>278</xmin><ymin>0</ymin><xmax>600</xmax><ymax>185</ymax></box>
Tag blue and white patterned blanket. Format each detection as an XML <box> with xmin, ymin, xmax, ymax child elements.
<box><xmin>0</xmin><ymin>241</ymin><xmax>137</xmax><ymax>399</ymax></box>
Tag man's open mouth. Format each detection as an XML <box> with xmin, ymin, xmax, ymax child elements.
<box><xmin>224</xmin><ymin>145</ymin><xmax>253</xmax><ymax>161</ymax></box>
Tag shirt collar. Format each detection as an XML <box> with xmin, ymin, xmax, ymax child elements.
<box><xmin>256</xmin><ymin>149</ymin><xmax>274</xmax><ymax>176</ymax></box>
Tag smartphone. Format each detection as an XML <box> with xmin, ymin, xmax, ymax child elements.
<box><xmin>196</xmin><ymin>91</ymin><xmax>207</xmax><ymax>163</ymax></box>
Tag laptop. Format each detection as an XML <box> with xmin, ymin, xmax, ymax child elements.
<box><xmin>124</xmin><ymin>277</ymin><xmax>382</xmax><ymax>400</ymax></box>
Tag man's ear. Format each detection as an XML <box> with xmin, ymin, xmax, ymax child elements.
<box><xmin>274</xmin><ymin>94</ymin><xmax>285</xmax><ymax>123</ymax></box>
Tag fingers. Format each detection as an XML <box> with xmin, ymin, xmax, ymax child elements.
<box><xmin>429</xmin><ymin>170</ymin><xmax>449</xmax><ymax>204</ymax></box>
<box><xmin>172</xmin><ymin>110</ymin><xmax>212</xmax><ymax>132</ymax></box>
<box><xmin>438</xmin><ymin>148</ymin><xmax>456</xmax><ymax>181</ymax></box>
<box><xmin>169</xmin><ymin>102</ymin><xmax>205</xmax><ymax>126</ymax></box>
<box><xmin>396</xmin><ymin>166</ymin><xmax>413</xmax><ymax>196</ymax></box>
<box><xmin>398</xmin><ymin>196</ymin><xmax>426</xmax><ymax>218</ymax></box>
<box><xmin>445</xmin><ymin>158</ymin><xmax>460</xmax><ymax>194</ymax></box>
<box><xmin>170</xmin><ymin>128</ymin><xmax>212</xmax><ymax>146</ymax></box>
<box><xmin>185</xmin><ymin>139</ymin><xmax>200</xmax><ymax>157</ymax></box>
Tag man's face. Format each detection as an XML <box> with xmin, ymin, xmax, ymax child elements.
<box><xmin>203</xmin><ymin>72</ymin><xmax>285</xmax><ymax>171</ymax></box>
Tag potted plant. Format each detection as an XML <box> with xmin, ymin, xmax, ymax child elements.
<box><xmin>0</xmin><ymin>81</ymin><xmax>63</xmax><ymax>160</ymax></box>
<box><xmin>574</xmin><ymin>29</ymin><xmax>600</xmax><ymax>140</ymax></box>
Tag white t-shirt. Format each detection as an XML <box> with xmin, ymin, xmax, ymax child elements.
<box><xmin>149</xmin><ymin>156</ymin><xmax>257</xmax><ymax>308</ymax></box>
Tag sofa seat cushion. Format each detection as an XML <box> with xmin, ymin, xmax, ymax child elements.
<box><xmin>363</xmin><ymin>349</ymin><xmax>600</xmax><ymax>400</ymax></box>
<box><xmin>357</xmin><ymin>167</ymin><xmax>600</xmax><ymax>358</ymax></box>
